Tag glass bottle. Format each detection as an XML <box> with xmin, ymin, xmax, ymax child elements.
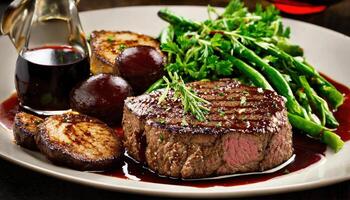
<box><xmin>1</xmin><ymin>0</ymin><xmax>90</xmax><ymax>115</ymax></box>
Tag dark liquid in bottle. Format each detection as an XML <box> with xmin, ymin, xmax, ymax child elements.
<box><xmin>15</xmin><ymin>45</ymin><xmax>90</xmax><ymax>114</ymax></box>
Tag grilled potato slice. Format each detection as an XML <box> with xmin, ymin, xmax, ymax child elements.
<box><xmin>90</xmin><ymin>30</ymin><xmax>161</xmax><ymax>75</ymax></box>
<box><xmin>36</xmin><ymin>112</ymin><xmax>122</xmax><ymax>171</ymax></box>
<box><xmin>13</xmin><ymin>112</ymin><xmax>43</xmax><ymax>150</ymax></box>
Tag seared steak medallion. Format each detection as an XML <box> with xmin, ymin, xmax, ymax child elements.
<box><xmin>36</xmin><ymin>112</ymin><xmax>122</xmax><ymax>171</ymax></box>
<box><xmin>123</xmin><ymin>79</ymin><xmax>293</xmax><ymax>179</ymax></box>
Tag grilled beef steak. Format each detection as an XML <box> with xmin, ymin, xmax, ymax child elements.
<box><xmin>122</xmin><ymin>79</ymin><xmax>293</xmax><ymax>179</ymax></box>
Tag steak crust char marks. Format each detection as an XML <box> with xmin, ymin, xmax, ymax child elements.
<box><xmin>122</xmin><ymin>79</ymin><xmax>293</xmax><ymax>179</ymax></box>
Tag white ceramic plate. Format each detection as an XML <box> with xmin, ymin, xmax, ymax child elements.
<box><xmin>0</xmin><ymin>6</ymin><xmax>350</xmax><ymax>198</ymax></box>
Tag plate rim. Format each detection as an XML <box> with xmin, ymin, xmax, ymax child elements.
<box><xmin>79</xmin><ymin>5</ymin><xmax>350</xmax><ymax>40</ymax></box>
<box><xmin>0</xmin><ymin>5</ymin><xmax>349</xmax><ymax>198</ymax></box>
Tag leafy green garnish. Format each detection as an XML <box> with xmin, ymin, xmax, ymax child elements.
<box><xmin>152</xmin><ymin>0</ymin><xmax>345</xmax><ymax>152</ymax></box>
<box><xmin>155</xmin><ymin>0</ymin><xmax>294</xmax><ymax>121</ymax></box>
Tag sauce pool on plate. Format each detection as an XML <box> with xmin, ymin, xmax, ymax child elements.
<box><xmin>0</xmin><ymin>76</ymin><xmax>349</xmax><ymax>187</ymax></box>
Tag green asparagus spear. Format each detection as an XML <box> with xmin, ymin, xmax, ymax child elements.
<box><xmin>299</xmin><ymin>76</ymin><xmax>339</xmax><ymax>127</ymax></box>
<box><xmin>252</xmin><ymin>40</ymin><xmax>344</xmax><ymax>109</ymax></box>
<box><xmin>312</xmin><ymin>77</ymin><xmax>344</xmax><ymax>109</ymax></box>
<box><xmin>156</xmin><ymin>1</ymin><xmax>345</xmax><ymax>152</ymax></box>
<box><xmin>276</xmin><ymin>40</ymin><xmax>303</xmax><ymax>57</ymax></box>
<box><xmin>287</xmin><ymin>58</ymin><xmax>343</xmax><ymax>109</ymax></box>
<box><xmin>228</xmin><ymin>56</ymin><xmax>273</xmax><ymax>90</ymax></box>
<box><xmin>288</xmin><ymin>113</ymin><xmax>344</xmax><ymax>152</ymax></box>
<box><xmin>230</xmin><ymin>38</ymin><xmax>308</xmax><ymax>119</ymax></box>
<box><xmin>295</xmin><ymin>89</ymin><xmax>320</xmax><ymax>124</ymax></box>
<box><xmin>158</xmin><ymin>9</ymin><xmax>201</xmax><ymax>30</ymax></box>
<box><xmin>281</xmin><ymin>67</ymin><xmax>319</xmax><ymax>124</ymax></box>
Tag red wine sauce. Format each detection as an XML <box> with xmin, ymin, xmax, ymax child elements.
<box><xmin>0</xmin><ymin>93</ymin><xmax>19</xmax><ymax>130</ymax></box>
<box><xmin>0</xmin><ymin>75</ymin><xmax>349</xmax><ymax>187</ymax></box>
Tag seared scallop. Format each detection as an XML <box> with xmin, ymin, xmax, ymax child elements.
<box><xmin>13</xmin><ymin>112</ymin><xmax>43</xmax><ymax>150</ymax></box>
<box><xmin>36</xmin><ymin>112</ymin><xmax>122</xmax><ymax>171</ymax></box>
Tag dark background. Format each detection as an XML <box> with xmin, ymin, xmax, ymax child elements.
<box><xmin>0</xmin><ymin>0</ymin><xmax>349</xmax><ymax>199</ymax></box>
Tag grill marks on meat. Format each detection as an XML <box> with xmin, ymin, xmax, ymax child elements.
<box><xmin>13</xmin><ymin>112</ymin><xmax>43</xmax><ymax>150</ymax></box>
<box><xmin>123</xmin><ymin>79</ymin><xmax>293</xmax><ymax>178</ymax></box>
<box><xmin>36</xmin><ymin>112</ymin><xmax>122</xmax><ymax>171</ymax></box>
<box><xmin>126</xmin><ymin>80</ymin><xmax>286</xmax><ymax>134</ymax></box>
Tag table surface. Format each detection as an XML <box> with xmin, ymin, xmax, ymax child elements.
<box><xmin>0</xmin><ymin>0</ymin><xmax>349</xmax><ymax>199</ymax></box>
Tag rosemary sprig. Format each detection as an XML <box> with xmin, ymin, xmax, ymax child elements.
<box><xmin>158</xmin><ymin>72</ymin><xmax>211</xmax><ymax>121</ymax></box>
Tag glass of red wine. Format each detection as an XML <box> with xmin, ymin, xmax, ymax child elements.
<box><xmin>268</xmin><ymin>0</ymin><xmax>338</xmax><ymax>15</ymax></box>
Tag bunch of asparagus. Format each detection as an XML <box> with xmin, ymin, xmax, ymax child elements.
<box><xmin>150</xmin><ymin>0</ymin><xmax>345</xmax><ymax>151</ymax></box>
